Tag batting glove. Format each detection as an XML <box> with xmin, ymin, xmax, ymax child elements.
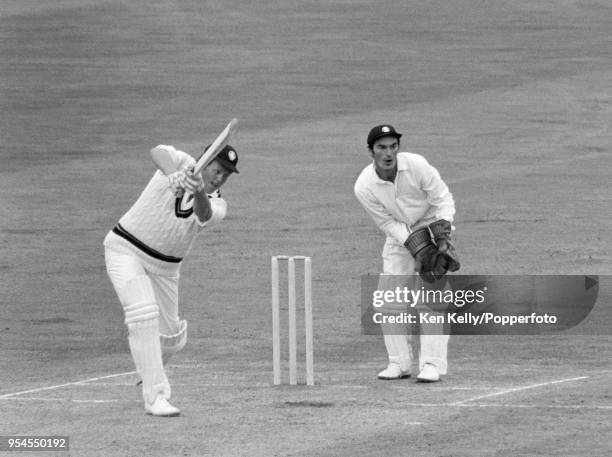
<box><xmin>182</xmin><ymin>169</ymin><xmax>204</xmax><ymax>194</ymax></box>
<box><xmin>167</xmin><ymin>170</ymin><xmax>204</xmax><ymax>196</ymax></box>
<box><xmin>168</xmin><ymin>171</ymin><xmax>187</xmax><ymax>196</ymax></box>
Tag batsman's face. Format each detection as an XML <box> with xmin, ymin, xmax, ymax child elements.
<box><xmin>201</xmin><ymin>161</ymin><xmax>232</xmax><ymax>193</ymax></box>
<box><xmin>371</xmin><ymin>136</ymin><xmax>399</xmax><ymax>171</ymax></box>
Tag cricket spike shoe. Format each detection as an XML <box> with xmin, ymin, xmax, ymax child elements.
<box><xmin>377</xmin><ymin>362</ymin><xmax>411</xmax><ymax>380</ymax></box>
<box><xmin>145</xmin><ymin>396</ymin><xmax>181</xmax><ymax>417</ymax></box>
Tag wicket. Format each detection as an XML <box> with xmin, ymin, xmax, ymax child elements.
<box><xmin>271</xmin><ymin>256</ymin><xmax>314</xmax><ymax>386</ymax></box>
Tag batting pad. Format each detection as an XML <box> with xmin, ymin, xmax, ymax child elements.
<box><xmin>128</xmin><ymin>318</ymin><xmax>170</xmax><ymax>404</ymax></box>
<box><xmin>121</xmin><ymin>275</ymin><xmax>159</xmax><ymax>325</ymax></box>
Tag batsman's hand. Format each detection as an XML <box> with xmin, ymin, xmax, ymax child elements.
<box><xmin>167</xmin><ymin>169</ymin><xmax>204</xmax><ymax>196</ymax></box>
<box><xmin>168</xmin><ymin>171</ymin><xmax>186</xmax><ymax>196</ymax></box>
<box><xmin>182</xmin><ymin>168</ymin><xmax>204</xmax><ymax>194</ymax></box>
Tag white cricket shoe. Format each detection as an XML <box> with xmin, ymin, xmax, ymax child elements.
<box><xmin>377</xmin><ymin>363</ymin><xmax>411</xmax><ymax>380</ymax></box>
<box><xmin>145</xmin><ymin>396</ymin><xmax>181</xmax><ymax>417</ymax></box>
<box><xmin>416</xmin><ymin>363</ymin><xmax>440</xmax><ymax>382</ymax></box>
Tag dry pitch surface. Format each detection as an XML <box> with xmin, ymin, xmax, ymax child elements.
<box><xmin>1</xmin><ymin>1</ymin><xmax>611</xmax><ymax>456</ymax></box>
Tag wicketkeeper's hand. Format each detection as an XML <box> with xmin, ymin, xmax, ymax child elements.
<box><xmin>405</xmin><ymin>227</ymin><xmax>440</xmax><ymax>283</ymax></box>
<box><xmin>429</xmin><ymin>220</ymin><xmax>461</xmax><ymax>274</ymax></box>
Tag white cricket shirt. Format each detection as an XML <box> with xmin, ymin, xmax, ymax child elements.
<box><xmin>106</xmin><ymin>145</ymin><xmax>227</xmax><ymax>262</ymax></box>
<box><xmin>354</xmin><ymin>152</ymin><xmax>455</xmax><ymax>246</ymax></box>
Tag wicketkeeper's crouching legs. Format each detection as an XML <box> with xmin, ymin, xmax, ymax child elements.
<box><xmin>377</xmin><ymin>273</ymin><xmax>413</xmax><ymax>379</ymax></box>
<box><xmin>380</xmin><ymin>240</ymin><xmax>450</xmax><ymax>382</ymax></box>
<box><xmin>412</xmin><ymin>273</ymin><xmax>451</xmax><ymax>377</ymax></box>
<box><xmin>419</xmin><ymin>333</ymin><xmax>449</xmax><ymax>375</ymax></box>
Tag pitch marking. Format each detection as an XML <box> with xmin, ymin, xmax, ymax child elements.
<box><xmin>0</xmin><ymin>371</ymin><xmax>136</xmax><ymax>399</ymax></box>
<box><xmin>1</xmin><ymin>396</ymin><xmax>132</xmax><ymax>404</ymax></box>
<box><xmin>389</xmin><ymin>401</ymin><xmax>611</xmax><ymax>410</ymax></box>
<box><xmin>450</xmin><ymin>376</ymin><xmax>589</xmax><ymax>405</ymax></box>
<box><xmin>454</xmin><ymin>403</ymin><xmax>612</xmax><ymax>410</ymax></box>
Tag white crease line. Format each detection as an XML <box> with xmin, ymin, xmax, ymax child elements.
<box><xmin>0</xmin><ymin>396</ymin><xmax>134</xmax><ymax>404</ymax></box>
<box><xmin>392</xmin><ymin>402</ymin><xmax>612</xmax><ymax>410</ymax></box>
<box><xmin>450</xmin><ymin>376</ymin><xmax>589</xmax><ymax>405</ymax></box>
<box><xmin>0</xmin><ymin>371</ymin><xmax>136</xmax><ymax>399</ymax></box>
<box><xmin>453</xmin><ymin>403</ymin><xmax>612</xmax><ymax>410</ymax></box>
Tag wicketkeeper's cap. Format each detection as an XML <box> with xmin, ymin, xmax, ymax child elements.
<box><xmin>367</xmin><ymin>124</ymin><xmax>402</xmax><ymax>148</ymax></box>
<box><xmin>205</xmin><ymin>144</ymin><xmax>240</xmax><ymax>174</ymax></box>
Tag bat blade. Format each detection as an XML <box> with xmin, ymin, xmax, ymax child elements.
<box><xmin>193</xmin><ymin>118</ymin><xmax>239</xmax><ymax>174</ymax></box>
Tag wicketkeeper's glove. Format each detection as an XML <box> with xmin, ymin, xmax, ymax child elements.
<box><xmin>405</xmin><ymin>227</ymin><xmax>439</xmax><ymax>283</ymax></box>
<box><xmin>428</xmin><ymin>220</ymin><xmax>461</xmax><ymax>275</ymax></box>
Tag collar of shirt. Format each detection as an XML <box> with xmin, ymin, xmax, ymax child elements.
<box><xmin>371</xmin><ymin>153</ymin><xmax>411</xmax><ymax>184</ymax></box>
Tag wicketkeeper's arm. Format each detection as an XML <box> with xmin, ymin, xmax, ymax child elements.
<box><xmin>354</xmin><ymin>186</ymin><xmax>410</xmax><ymax>244</ymax></box>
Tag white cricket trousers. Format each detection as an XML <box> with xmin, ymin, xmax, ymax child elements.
<box><xmin>104</xmin><ymin>232</ymin><xmax>184</xmax><ymax>404</ymax></box>
<box><xmin>380</xmin><ymin>239</ymin><xmax>449</xmax><ymax>374</ymax></box>
<box><xmin>104</xmin><ymin>232</ymin><xmax>182</xmax><ymax>337</ymax></box>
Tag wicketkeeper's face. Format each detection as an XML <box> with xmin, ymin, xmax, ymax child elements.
<box><xmin>371</xmin><ymin>136</ymin><xmax>399</xmax><ymax>171</ymax></box>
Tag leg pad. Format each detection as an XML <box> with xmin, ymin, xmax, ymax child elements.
<box><xmin>121</xmin><ymin>275</ymin><xmax>159</xmax><ymax>325</ymax></box>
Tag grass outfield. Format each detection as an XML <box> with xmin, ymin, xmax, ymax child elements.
<box><xmin>1</xmin><ymin>1</ymin><xmax>611</xmax><ymax>456</ymax></box>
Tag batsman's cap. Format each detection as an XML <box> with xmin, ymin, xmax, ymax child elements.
<box><xmin>367</xmin><ymin>124</ymin><xmax>402</xmax><ymax>148</ymax></box>
<box><xmin>204</xmin><ymin>144</ymin><xmax>239</xmax><ymax>174</ymax></box>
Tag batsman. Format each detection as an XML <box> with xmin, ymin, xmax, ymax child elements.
<box><xmin>354</xmin><ymin>125</ymin><xmax>460</xmax><ymax>382</ymax></box>
<box><xmin>103</xmin><ymin>136</ymin><xmax>239</xmax><ymax>417</ymax></box>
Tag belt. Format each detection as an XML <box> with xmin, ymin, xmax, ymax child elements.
<box><xmin>112</xmin><ymin>224</ymin><xmax>183</xmax><ymax>263</ymax></box>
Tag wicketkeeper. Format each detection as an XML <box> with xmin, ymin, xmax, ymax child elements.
<box><xmin>104</xmin><ymin>143</ymin><xmax>239</xmax><ymax>416</ymax></box>
<box><xmin>354</xmin><ymin>125</ymin><xmax>460</xmax><ymax>382</ymax></box>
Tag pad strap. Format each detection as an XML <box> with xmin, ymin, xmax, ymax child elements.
<box><xmin>160</xmin><ymin>320</ymin><xmax>188</xmax><ymax>354</ymax></box>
